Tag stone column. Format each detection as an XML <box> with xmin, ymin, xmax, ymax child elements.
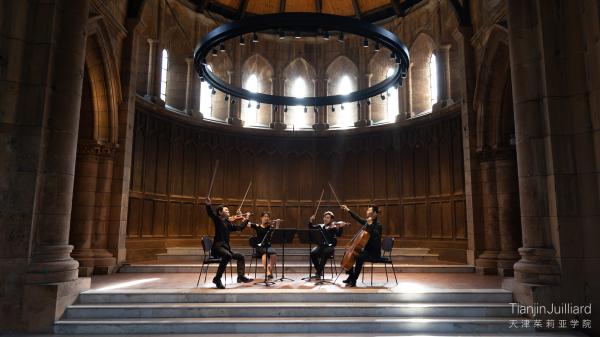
<box><xmin>70</xmin><ymin>144</ymin><xmax>99</xmax><ymax>277</ymax></box>
<box><xmin>507</xmin><ymin>0</ymin><xmax>560</xmax><ymax>286</ymax></box>
<box><xmin>406</xmin><ymin>62</ymin><xmax>414</xmax><ymax>118</ymax></box>
<box><xmin>494</xmin><ymin>151</ymin><xmax>521</xmax><ymax>276</ymax></box>
<box><xmin>475</xmin><ymin>157</ymin><xmax>501</xmax><ymax>274</ymax></box>
<box><xmin>184</xmin><ymin>57</ymin><xmax>194</xmax><ymax>115</ymax></box>
<box><xmin>70</xmin><ymin>142</ymin><xmax>117</xmax><ymax>276</ymax></box>
<box><xmin>25</xmin><ymin>0</ymin><xmax>90</xmax><ymax>285</ymax></box>
<box><xmin>227</xmin><ymin>70</ymin><xmax>243</xmax><ymax>126</ymax></box>
<box><xmin>312</xmin><ymin>77</ymin><xmax>328</xmax><ymax>130</ymax></box>
<box><xmin>395</xmin><ymin>79</ymin><xmax>406</xmax><ymax>122</ymax></box>
<box><xmin>433</xmin><ymin>44</ymin><xmax>453</xmax><ymax>110</ymax></box>
<box><xmin>355</xmin><ymin>73</ymin><xmax>373</xmax><ymax>127</ymax></box>
<box><xmin>270</xmin><ymin>75</ymin><xmax>286</xmax><ymax>130</ymax></box>
<box><xmin>144</xmin><ymin>38</ymin><xmax>160</xmax><ymax>103</ymax></box>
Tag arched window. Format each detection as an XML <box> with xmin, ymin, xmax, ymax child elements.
<box><xmin>386</xmin><ymin>67</ymin><xmax>399</xmax><ymax>122</ymax></box>
<box><xmin>160</xmin><ymin>49</ymin><xmax>168</xmax><ymax>101</ymax></box>
<box><xmin>336</xmin><ymin>75</ymin><xmax>354</xmax><ymax>127</ymax></box>
<box><xmin>199</xmin><ymin>64</ymin><xmax>213</xmax><ymax>117</ymax></box>
<box><xmin>242</xmin><ymin>74</ymin><xmax>259</xmax><ymax>126</ymax></box>
<box><xmin>290</xmin><ymin>77</ymin><xmax>308</xmax><ymax>127</ymax></box>
<box><xmin>429</xmin><ymin>53</ymin><xmax>438</xmax><ymax>106</ymax></box>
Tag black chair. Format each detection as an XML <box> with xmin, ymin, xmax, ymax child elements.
<box><xmin>249</xmin><ymin>236</ymin><xmax>277</xmax><ymax>278</ymax></box>
<box><xmin>248</xmin><ymin>236</ymin><xmax>261</xmax><ymax>278</ymax></box>
<box><xmin>328</xmin><ymin>250</ymin><xmax>337</xmax><ymax>278</ymax></box>
<box><xmin>196</xmin><ymin>236</ymin><xmax>233</xmax><ymax>287</ymax></box>
<box><xmin>361</xmin><ymin>236</ymin><xmax>398</xmax><ymax>286</ymax></box>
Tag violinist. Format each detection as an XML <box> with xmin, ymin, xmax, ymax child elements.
<box><xmin>205</xmin><ymin>197</ymin><xmax>253</xmax><ymax>289</ymax></box>
<box><xmin>308</xmin><ymin>211</ymin><xmax>348</xmax><ymax>279</ymax></box>
<box><xmin>250</xmin><ymin>212</ymin><xmax>279</xmax><ymax>279</ymax></box>
<box><xmin>340</xmin><ymin>204</ymin><xmax>382</xmax><ymax>287</ymax></box>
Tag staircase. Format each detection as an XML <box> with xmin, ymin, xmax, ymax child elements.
<box><xmin>53</xmin><ymin>288</ymin><xmax>579</xmax><ymax>335</ymax></box>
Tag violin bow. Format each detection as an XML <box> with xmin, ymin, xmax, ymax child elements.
<box><xmin>314</xmin><ymin>188</ymin><xmax>324</xmax><ymax>216</ymax></box>
<box><xmin>328</xmin><ymin>181</ymin><xmax>342</xmax><ymax>207</ymax></box>
<box><xmin>237</xmin><ymin>181</ymin><xmax>252</xmax><ymax>214</ymax></box>
<box><xmin>207</xmin><ymin>159</ymin><xmax>219</xmax><ymax>199</ymax></box>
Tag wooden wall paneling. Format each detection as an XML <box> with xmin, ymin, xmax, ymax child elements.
<box><xmin>182</xmin><ymin>131</ymin><xmax>198</xmax><ymax>196</ymax></box>
<box><xmin>142</xmin><ymin>199</ymin><xmax>154</xmax><ymax>236</ymax></box>
<box><xmin>430</xmin><ymin>201</ymin><xmax>442</xmax><ymax>238</ymax></box>
<box><xmin>385</xmin><ymin>148</ymin><xmax>399</xmax><ymax>198</ymax></box>
<box><xmin>169</xmin><ymin>126</ymin><xmax>184</xmax><ymax>195</ymax></box>
<box><xmin>441</xmin><ymin>201</ymin><xmax>453</xmax><ymax>238</ymax></box>
<box><xmin>196</xmin><ymin>144</ymin><xmax>213</xmax><ymax>199</ymax></box>
<box><xmin>167</xmin><ymin>202</ymin><xmax>180</xmax><ymax>236</ymax></box>
<box><xmin>127</xmin><ymin>108</ymin><xmax>467</xmax><ymax>261</ymax></box>
<box><xmin>401</xmin><ymin>146</ymin><xmax>414</xmax><ymax>197</ymax></box>
<box><xmin>131</xmin><ymin>112</ymin><xmax>145</xmax><ymax>191</ymax></box>
<box><xmin>440</xmin><ymin>135</ymin><xmax>452</xmax><ymax>195</ymax></box>
<box><xmin>143</xmin><ymin>118</ymin><xmax>158</xmax><ymax>193</ymax></box>
<box><xmin>414</xmin><ymin>145</ymin><xmax>429</xmax><ymax>197</ymax></box>
<box><xmin>373</xmin><ymin>148</ymin><xmax>387</xmax><ymax>199</ymax></box>
<box><xmin>428</xmin><ymin>141</ymin><xmax>440</xmax><ymax>195</ymax></box>
<box><xmin>127</xmin><ymin>197</ymin><xmax>141</xmax><ymax>236</ymax></box>
<box><xmin>180</xmin><ymin>202</ymin><xmax>194</xmax><ymax>236</ymax></box>
<box><xmin>153</xmin><ymin>200</ymin><xmax>166</xmax><ymax>236</ymax></box>
<box><xmin>155</xmin><ymin>123</ymin><xmax>170</xmax><ymax>194</ymax></box>
<box><xmin>454</xmin><ymin>199</ymin><xmax>467</xmax><ymax>238</ymax></box>
<box><xmin>415</xmin><ymin>202</ymin><xmax>428</xmax><ymax>238</ymax></box>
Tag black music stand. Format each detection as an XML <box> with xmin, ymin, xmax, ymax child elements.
<box><xmin>256</xmin><ymin>227</ymin><xmax>276</xmax><ymax>287</ymax></box>
<box><xmin>271</xmin><ymin>228</ymin><xmax>296</xmax><ymax>282</ymax></box>
<box><xmin>297</xmin><ymin>228</ymin><xmax>331</xmax><ymax>281</ymax></box>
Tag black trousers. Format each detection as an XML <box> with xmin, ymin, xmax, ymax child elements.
<box><xmin>310</xmin><ymin>245</ymin><xmax>334</xmax><ymax>273</ymax></box>
<box><xmin>348</xmin><ymin>251</ymin><xmax>379</xmax><ymax>280</ymax></box>
<box><xmin>212</xmin><ymin>242</ymin><xmax>245</xmax><ymax>279</ymax></box>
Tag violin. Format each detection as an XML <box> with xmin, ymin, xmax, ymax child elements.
<box><xmin>228</xmin><ymin>211</ymin><xmax>252</xmax><ymax>223</ymax></box>
<box><xmin>323</xmin><ymin>221</ymin><xmax>350</xmax><ymax>230</ymax></box>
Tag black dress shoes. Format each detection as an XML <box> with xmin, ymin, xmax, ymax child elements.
<box><xmin>237</xmin><ymin>275</ymin><xmax>253</xmax><ymax>283</ymax></box>
<box><xmin>213</xmin><ymin>277</ymin><xmax>225</xmax><ymax>289</ymax></box>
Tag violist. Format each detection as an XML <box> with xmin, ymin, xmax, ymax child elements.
<box><xmin>308</xmin><ymin>211</ymin><xmax>348</xmax><ymax>279</ymax></box>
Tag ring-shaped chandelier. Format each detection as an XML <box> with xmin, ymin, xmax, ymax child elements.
<box><xmin>194</xmin><ymin>13</ymin><xmax>410</xmax><ymax>108</ymax></box>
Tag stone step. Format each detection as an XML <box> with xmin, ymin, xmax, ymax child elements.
<box><xmin>63</xmin><ymin>302</ymin><xmax>515</xmax><ymax>319</ymax></box>
<box><xmin>77</xmin><ymin>289</ymin><xmax>513</xmax><ymax>304</ymax></box>
<box><xmin>54</xmin><ymin>316</ymin><xmax>531</xmax><ymax>334</ymax></box>
<box><xmin>118</xmin><ymin>263</ymin><xmax>472</xmax><ymax>274</ymax></box>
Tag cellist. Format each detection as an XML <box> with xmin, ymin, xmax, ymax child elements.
<box><xmin>340</xmin><ymin>204</ymin><xmax>382</xmax><ymax>287</ymax></box>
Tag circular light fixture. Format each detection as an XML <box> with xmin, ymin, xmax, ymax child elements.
<box><xmin>194</xmin><ymin>13</ymin><xmax>409</xmax><ymax>107</ymax></box>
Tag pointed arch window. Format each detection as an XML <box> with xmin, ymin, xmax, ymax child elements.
<box><xmin>160</xmin><ymin>49</ymin><xmax>168</xmax><ymax>101</ymax></box>
<box><xmin>429</xmin><ymin>53</ymin><xmax>438</xmax><ymax>106</ymax></box>
<box><xmin>200</xmin><ymin>64</ymin><xmax>213</xmax><ymax>117</ymax></box>
<box><xmin>242</xmin><ymin>74</ymin><xmax>260</xmax><ymax>126</ymax></box>
<box><xmin>290</xmin><ymin>77</ymin><xmax>308</xmax><ymax>127</ymax></box>
<box><xmin>386</xmin><ymin>67</ymin><xmax>399</xmax><ymax>122</ymax></box>
<box><xmin>336</xmin><ymin>75</ymin><xmax>354</xmax><ymax>127</ymax></box>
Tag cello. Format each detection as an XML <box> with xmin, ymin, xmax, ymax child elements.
<box><xmin>328</xmin><ymin>182</ymin><xmax>370</xmax><ymax>271</ymax></box>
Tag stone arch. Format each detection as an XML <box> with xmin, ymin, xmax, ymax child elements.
<box><xmin>474</xmin><ymin>26</ymin><xmax>512</xmax><ymax>151</ymax></box>
<box><xmin>241</xmin><ymin>54</ymin><xmax>274</xmax><ymax>126</ymax></box>
<box><xmin>472</xmin><ymin>25</ymin><xmax>521</xmax><ymax>276</ymax></box>
<box><xmin>368</xmin><ymin>50</ymin><xmax>399</xmax><ymax>123</ymax></box>
<box><xmin>409</xmin><ymin>32</ymin><xmax>436</xmax><ymax>115</ymax></box>
<box><xmin>84</xmin><ymin>23</ymin><xmax>122</xmax><ymax>144</ymax></box>
<box><xmin>283</xmin><ymin>57</ymin><xmax>316</xmax><ymax>128</ymax></box>
<box><xmin>326</xmin><ymin>55</ymin><xmax>358</xmax><ymax>127</ymax></box>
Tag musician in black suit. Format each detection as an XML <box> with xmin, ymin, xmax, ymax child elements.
<box><xmin>340</xmin><ymin>204</ymin><xmax>382</xmax><ymax>287</ymax></box>
<box><xmin>308</xmin><ymin>211</ymin><xmax>348</xmax><ymax>279</ymax></box>
<box><xmin>205</xmin><ymin>198</ymin><xmax>253</xmax><ymax>289</ymax></box>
